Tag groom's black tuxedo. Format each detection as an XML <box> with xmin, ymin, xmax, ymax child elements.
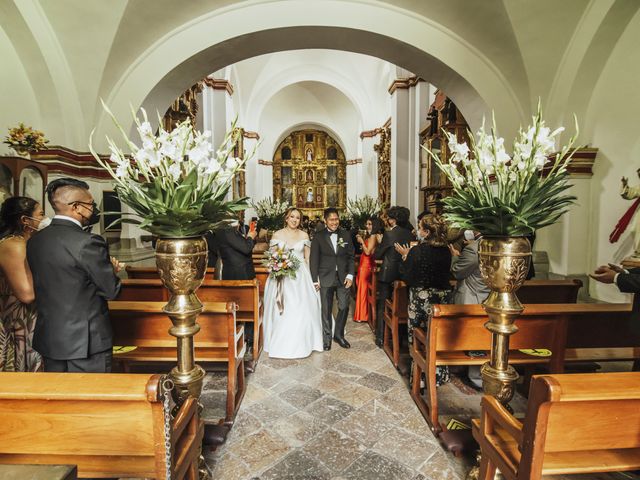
<box><xmin>310</xmin><ymin>228</ymin><xmax>355</xmax><ymax>346</ymax></box>
<box><xmin>27</xmin><ymin>218</ymin><xmax>121</xmax><ymax>368</ymax></box>
<box><xmin>309</xmin><ymin>228</ymin><xmax>355</xmax><ymax>287</ymax></box>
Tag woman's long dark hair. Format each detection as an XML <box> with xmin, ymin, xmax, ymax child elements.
<box><xmin>368</xmin><ymin>216</ymin><xmax>384</xmax><ymax>235</ymax></box>
<box><xmin>0</xmin><ymin>196</ymin><xmax>38</xmax><ymax>239</ymax></box>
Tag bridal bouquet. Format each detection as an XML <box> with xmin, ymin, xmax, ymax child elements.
<box><xmin>422</xmin><ymin>103</ymin><xmax>578</xmax><ymax>236</ymax></box>
<box><xmin>263</xmin><ymin>244</ymin><xmax>301</xmax><ymax>314</ymax></box>
<box><xmin>90</xmin><ymin>101</ymin><xmax>249</xmax><ymax>237</ymax></box>
<box><xmin>262</xmin><ymin>245</ymin><xmax>301</xmax><ymax>280</ymax></box>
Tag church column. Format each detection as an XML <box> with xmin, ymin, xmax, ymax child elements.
<box><xmin>389</xmin><ymin>76</ymin><xmax>425</xmax><ymax>221</ymax></box>
<box><xmin>360</xmin><ymin>129</ymin><xmax>381</xmax><ymax>199</ymax></box>
<box><xmin>201</xmin><ymin>76</ymin><xmax>234</xmax><ymax>151</ymax></box>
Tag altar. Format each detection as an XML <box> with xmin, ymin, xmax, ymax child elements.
<box><xmin>272</xmin><ymin>129</ymin><xmax>346</xmax><ymax>218</ymax></box>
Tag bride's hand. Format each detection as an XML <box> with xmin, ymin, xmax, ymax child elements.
<box><xmin>314</xmin><ymin>282</ymin><xmax>320</xmax><ymax>291</ymax></box>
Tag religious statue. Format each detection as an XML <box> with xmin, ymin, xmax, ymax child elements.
<box><xmin>306</xmin><ymin>187</ymin><xmax>314</xmax><ymax>203</ymax></box>
<box><xmin>306</xmin><ymin>147</ymin><xmax>313</xmax><ymax>162</ymax></box>
<box><xmin>610</xmin><ymin>168</ymin><xmax>640</xmax><ymax>262</ymax></box>
<box><xmin>306</xmin><ymin>169</ymin><xmax>314</xmax><ymax>182</ymax></box>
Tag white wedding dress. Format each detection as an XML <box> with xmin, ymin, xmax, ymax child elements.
<box><xmin>262</xmin><ymin>239</ymin><xmax>324</xmax><ymax>359</ymax></box>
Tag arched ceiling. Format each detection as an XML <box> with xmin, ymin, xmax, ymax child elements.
<box><xmin>0</xmin><ymin>0</ymin><xmax>638</xmax><ymax>151</ymax></box>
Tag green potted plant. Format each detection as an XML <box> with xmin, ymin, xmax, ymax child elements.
<box><xmin>91</xmin><ymin>102</ymin><xmax>249</xmax><ymax>406</ymax></box>
<box><xmin>423</xmin><ymin>102</ymin><xmax>579</xmax><ymax>405</ymax></box>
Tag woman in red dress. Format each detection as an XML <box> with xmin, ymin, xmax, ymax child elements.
<box><xmin>353</xmin><ymin>217</ymin><xmax>384</xmax><ymax>322</ymax></box>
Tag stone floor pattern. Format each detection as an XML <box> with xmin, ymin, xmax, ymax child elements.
<box><xmin>201</xmin><ymin>320</ymin><xmax>638</xmax><ymax>480</ymax></box>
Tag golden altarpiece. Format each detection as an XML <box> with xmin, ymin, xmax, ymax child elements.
<box><xmin>273</xmin><ymin>130</ymin><xmax>346</xmax><ymax>218</ymax></box>
<box><xmin>419</xmin><ymin>90</ymin><xmax>470</xmax><ymax>213</ymax></box>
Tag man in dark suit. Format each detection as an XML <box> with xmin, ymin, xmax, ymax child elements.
<box><xmin>27</xmin><ymin>178</ymin><xmax>122</xmax><ymax>373</ymax></box>
<box><xmin>591</xmin><ymin>262</ymin><xmax>640</xmax><ymax>332</ymax></box>
<box><xmin>310</xmin><ymin>207</ymin><xmax>355</xmax><ymax>350</ymax></box>
<box><xmin>217</xmin><ymin>212</ymin><xmax>257</xmax><ymax>280</ymax></box>
<box><xmin>374</xmin><ymin>206</ymin><xmax>415</xmax><ymax>346</ymax></box>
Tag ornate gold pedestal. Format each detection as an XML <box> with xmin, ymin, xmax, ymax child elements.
<box><xmin>478</xmin><ymin>236</ymin><xmax>531</xmax><ymax>405</ymax></box>
<box><xmin>155</xmin><ymin>237</ymin><xmax>208</xmax><ymax>406</ymax></box>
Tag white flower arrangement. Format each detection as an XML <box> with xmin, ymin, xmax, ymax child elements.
<box><xmin>346</xmin><ymin>195</ymin><xmax>383</xmax><ymax>230</ymax></box>
<box><xmin>422</xmin><ymin>103</ymin><xmax>579</xmax><ymax>236</ymax></box>
<box><xmin>251</xmin><ymin>197</ymin><xmax>290</xmax><ymax>231</ymax></box>
<box><xmin>90</xmin><ymin>101</ymin><xmax>249</xmax><ymax>237</ymax></box>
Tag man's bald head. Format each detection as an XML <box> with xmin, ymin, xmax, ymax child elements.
<box><xmin>46</xmin><ymin>178</ymin><xmax>91</xmax><ymax>214</ymax></box>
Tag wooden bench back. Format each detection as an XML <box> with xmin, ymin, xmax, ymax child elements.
<box><xmin>109</xmin><ymin>301</ymin><xmax>240</xmax><ymax>358</ymax></box>
<box><xmin>431</xmin><ymin>303</ymin><xmax>636</xmax><ymax>366</ymax></box>
<box><xmin>118</xmin><ymin>279</ymin><xmax>259</xmax><ymax>315</ymax></box>
<box><xmin>522</xmin><ymin>372</ymin><xmax>640</xmax><ymax>473</ymax></box>
<box><xmin>517</xmin><ymin>279</ymin><xmax>582</xmax><ymax>304</ymax></box>
<box><xmin>125</xmin><ymin>266</ymin><xmax>215</xmax><ymax>279</ymax></box>
<box><xmin>431</xmin><ymin>304</ymin><xmax>561</xmax><ymax>353</ymax></box>
<box><xmin>254</xmin><ymin>266</ymin><xmax>269</xmax><ymax>296</ymax></box>
<box><xmin>0</xmin><ymin>372</ymin><xmax>201</xmax><ymax>479</ymax></box>
<box><xmin>390</xmin><ymin>280</ymin><xmax>408</xmax><ymax>318</ymax></box>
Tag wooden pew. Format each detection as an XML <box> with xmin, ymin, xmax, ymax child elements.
<box><xmin>255</xmin><ymin>266</ymin><xmax>269</xmax><ymax>298</ymax></box>
<box><xmin>382</xmin><ymin>279</ymin><xmax>583</xmax><ymax>373</ymax></box>
<box><xmin>109</xmin><ymin>300</ymin><xmax>245</xmax><ymax>421</ymax></box>
<box><xmin>118</xmin><ymin>278</ymin><xmax>263</xmax><ymax>364</ymax></box>
<box><xmin>382</xmin><ymin>280</ymin><xmax>408</xmax><ymax>367</ymax></box>
<box><xmin>126</xmin><ymin>265</ymin><xmax>215</xmax><ymax>279</ymax></box>
<box><xmin>0</xmin><ymin>372</ymin><xmax>203</xmax><ymax>479</ymax></box>
<box><xmin>410</xmin><ymin>303</ymin><xmax>636</xmax><ymax>432</ymax></box>
<box><xmin>472</xmin><ymin>372</ymin><xmax>640</xmax><ymax>479</ymax></box>
<box><xmin>516</xmin><ymin>279</ymin><xmax>582</xmax><ymax>304</ymax></box>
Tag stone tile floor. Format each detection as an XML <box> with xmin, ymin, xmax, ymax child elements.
<box><xmin>201</xmin><ymin>320</ymin><xmax>639</xmax><ymax>480</ymax></box>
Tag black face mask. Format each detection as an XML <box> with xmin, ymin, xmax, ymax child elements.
<box><xmin>78</xmin><ymin>201</ymin><xmax>100</xmax><ymax>227</ymax></box>
<box><xmin>86</xmin><ymin>203</ymin><xmax>101</xmax><ymax>226</ymax></box>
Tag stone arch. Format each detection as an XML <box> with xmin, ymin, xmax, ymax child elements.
<box><xmin>95</xmin><ymin>1</ymin><xmax>526</xmax><ymax>146</ymax></box>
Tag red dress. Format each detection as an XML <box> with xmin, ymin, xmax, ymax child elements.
<box><xmin>353</xmin><ymin>239</ymin><xmax>374</xmax><ymax>323</ymax></box>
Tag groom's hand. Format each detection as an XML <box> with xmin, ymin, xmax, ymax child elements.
<box><xmin>344</xmin><ymin>278</ymin><xmax>353</xmax><ymax>289</ymax></box>
<box><xmin>314</xmin><ymin>282</ymin><xmax>320</xmax><ymax>291</ymax></box>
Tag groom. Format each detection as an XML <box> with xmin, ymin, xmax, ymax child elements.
<box><xmin>310</xmin><ymin>207</ymin><xmax>355</xmax><ymax>350</ymax></box>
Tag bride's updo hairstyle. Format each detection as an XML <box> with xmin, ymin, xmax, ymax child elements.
<box><xmin>283</xmin><ymin>207</ymin><xmax>302</xmax><ymax>229</ymax></box>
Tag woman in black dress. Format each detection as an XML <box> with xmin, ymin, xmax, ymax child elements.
<box><xmin>396</xmin><ymin>214</ymin><xmax>452</xmax><ymax>386</ymax></box>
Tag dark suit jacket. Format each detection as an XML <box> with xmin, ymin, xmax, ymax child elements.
<box><xmin>205</xmin><ymin>231</ymin><xmax>219</xmax><ymax>269</ymax></box>
<box><xmin>217</xmin><ymin>227</ymin><xmax>255</xmax><ymax>280</ymax></box>
<box><xmin>26</xmin><ymin>218</ymin><xmax>121</xmax><ymax>360</ymax></box>
<box><xmin>310</xmin><ymin>228</ymin><xmax>355</xmax><ymax>287</ymax></box>
<box><xmin>375</xmin><ymin>226</ymin><xmax>415</xmax><ymax>283</ymax></box>
<box><xmin>617</xmin><ymin>267</ymin><xmax>640</xmax><ymax>334</ymax></box>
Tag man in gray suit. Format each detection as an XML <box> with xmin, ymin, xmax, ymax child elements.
<box><xmin>450</xmin><ymin>230</ymin><xmax>490</xmax><ymax>304</ymax></box>
<box><xmin>450</xmin><ymin>230</ymin><xmax>490</xmax><ymax>387</ymax></box>
<box><xmin>27</xmin><ymin>178</ymin><xmax>122</xmax><ymax>373</ymax></box>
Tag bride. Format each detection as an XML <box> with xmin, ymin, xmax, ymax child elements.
<box><xmin>262</xmin><ymin>207</ymin><xmax>324</xmax><ymax>359</ymax></box>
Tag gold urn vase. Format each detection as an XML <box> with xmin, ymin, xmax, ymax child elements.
<box><xmin>155</xmin><ymin>236</ymin><xmax>208</xmax><ymax>406</ymax></box>
<box><xmin>478</xmin><ymin>236</ymin><xmax>531</xmax><ymax>405</ymax></box>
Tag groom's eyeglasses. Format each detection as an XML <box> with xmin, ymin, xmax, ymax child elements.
<box><xmin>67</xmin><ymin>200</ymin><xmax>96</xmax><ymax>211</ymax></box>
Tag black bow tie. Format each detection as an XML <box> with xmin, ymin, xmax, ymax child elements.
<box><xmin>328</xmin><ymin>230</ymin><xmax>337</xmax><ymax>236</ymax></box>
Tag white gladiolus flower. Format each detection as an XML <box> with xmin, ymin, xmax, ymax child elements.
<box><xmin>204</xmin><ymin>159</ymin><xmax>221</xmax><ymax>174</ymax></box>
<box><xmin>139</xmin><ymin>121</ymin><xmax>153</xmax><ymax>138</ymax></box>
<box><xmin>159</xmin><ymin>141</ymin><xmax>179</xmax><ymax>162</ymax></box>
<box><xmin>167</xmin><ymin>163</ymin><xmax>182</xmax><ymax>181</ymax></box>
<box><xmin>226</xmin><ymin>157</ymin><xmax>238</xmax><ymax>170</ymax></box>
<box><xmin>115</xmin><ymin>163</ymin><xmax>129</xmax><ymax>179</ymax></box>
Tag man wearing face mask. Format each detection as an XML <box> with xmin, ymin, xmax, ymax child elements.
<box><xmin>27</xmin><ymin>178</ymin><xmax>122</xmax><ymax>373</ymax></box>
